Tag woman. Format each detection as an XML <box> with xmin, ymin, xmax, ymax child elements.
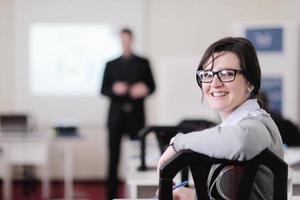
<box><xmin>157</xmin><ymin>37</ymin><xmax>284</xmax><ymax>200</ymax></box>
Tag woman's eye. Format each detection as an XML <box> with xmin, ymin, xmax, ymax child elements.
<box><xmin>204</xmin><ymin>73</ymin><xmax>212</xmax><ymax>78</ymax></box>
<box><xmin>221</xmin><ymin>70</ymin><xmax>234</xmax><ymax>76</ymax></box>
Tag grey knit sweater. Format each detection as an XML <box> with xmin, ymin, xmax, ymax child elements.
<box><xmin>172</xmin><ymin>99</ymin><xmax>284</xmax><ymax>200</ymax></box>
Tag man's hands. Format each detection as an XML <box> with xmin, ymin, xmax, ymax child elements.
<box><xmin>129</xmin><ymin>82</ymin><xmax>149</xmax><ymax>99</ymax></box>
<box><xmin>112</xmin><ymin>81</ymin><xmax>149</xmax><ymax>99</ymax></box>
<box><xmin>112</xmin><ymin>81</ymin><xmax>129</xmax><ymax>96</ymax></box>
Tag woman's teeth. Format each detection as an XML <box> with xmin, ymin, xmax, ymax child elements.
<box><xmin>212</xmin><ymin>92</ymin><xmax>227</xmax><ymax>97</ymax></box>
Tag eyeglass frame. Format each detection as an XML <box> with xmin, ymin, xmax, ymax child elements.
<box><xmin>196</xmin><ymin>68</ymin><xmax>244</xmax><ymax>86</ymax></box>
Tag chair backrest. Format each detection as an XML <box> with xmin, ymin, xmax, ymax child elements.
<box><xmin>158</xmin><ymin>149</ymin><xmax>287</xmax><ymax>200</ymax></box>
<box><xmin>0</xmin><ymin>114</ymin><xmax>29</xmax><ymax>133</ymax></box>
<box><xmin>138</xmin><ymin>126</ymin><xmax>194</xmax><ymax>171</ymax></box>
<box><xmin>138</xmin><ymin>119</ymin><xmax>216</xmax><ymax>171</ymax></box>
<box><xmin>177</xmin><ymin>119</ymin><xmax>216</xmax><ymax>131</ymax></box>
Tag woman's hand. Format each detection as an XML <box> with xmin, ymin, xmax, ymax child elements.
<box><xmin>157</xmin><ymin>146</ymin><xmax>177</xmax><ymax>175</ymax></box>
<box><xmin>157</xmin><ymin>146</ymin><xmax>196</xmax><ymax>200</ymax></box>
<box><xmin>173</xmin><ymin>187</ymin><xmax>196</xmax><ymax>200</ymax></box>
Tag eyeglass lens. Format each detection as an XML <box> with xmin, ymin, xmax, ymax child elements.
<box><xmin>198</xmin><ymin>69</ymin><xmax>238</xmax><ymax>83</ymax></box>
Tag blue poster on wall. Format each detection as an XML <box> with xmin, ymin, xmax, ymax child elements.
<box><xmin>261</xmin><ymin>77</ymin><xmax>282</xmax><ymax>114</ymax></box>
<box><xmin>246</xmin><ymin>27</ymin><xmax>283</xmax><ymax>52</ymax></box>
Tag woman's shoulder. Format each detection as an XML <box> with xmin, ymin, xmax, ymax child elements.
<box><xmin>248</xmin><ymin>108</ymin><xmax>270</xmax><ymax>118</ymax></box>
<box><xmin>241</xmin><ymin>109</ymin><xmax>276</xmax><ymax>127</ymax></box>
<box><xmin>240</xmin><ymin>109</ymin><xmax>284</xmax><ymax>157</ymax></box>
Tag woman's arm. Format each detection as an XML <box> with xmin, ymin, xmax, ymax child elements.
<box><xmin>172</xmin><ymin>117</ymin><xmax>272</xmax><ymax>161</ymax></box>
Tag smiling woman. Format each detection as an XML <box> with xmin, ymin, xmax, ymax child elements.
<box><xmin>157</xmin><ymin>37</ymin><xmax>284</xmax><ymax>200</ymax></box>
<box><xmin>200</xmin><ymin>52</ymin><xmax>251</xmax><ymax>120</ymax></box>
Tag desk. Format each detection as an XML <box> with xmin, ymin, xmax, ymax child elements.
<box><xmin>123</xmin><ymin>137</ymin><xmax>185</xmax><ymax>199</ymax></box>
<box><xmin>123</xmin><ymin>136</ymin><xmax>159</xmax><ymax>198</ymax></box>
<box><xmin>0</xmin><ymin>132</ymin><xmax>50</xmax><ymax>200</ymax></box>
<box><xmin>53</xmin><ymin>135</ymin><xmax>83</xmax><ymax>200</ymax></box>
<box><xmin>284</xmin><ymin>147</ymin><xmax>300</xmax><ymax>197</ymax></box>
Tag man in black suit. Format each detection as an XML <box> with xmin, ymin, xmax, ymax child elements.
<box><xmin>101</xmin><ymin>28</ymin><xmax>155</xmax><ymax>200</ymax></box>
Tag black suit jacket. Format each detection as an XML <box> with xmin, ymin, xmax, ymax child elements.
<box><xmin>101</xmin><ymin>55</ymin><xmax>155</xmax><ymax>131</ymax></box>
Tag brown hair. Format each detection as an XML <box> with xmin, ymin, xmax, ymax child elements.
<box><xmin>196</xmin><ymin>37</ymin><xmax>261</xmax><ymax>98</ymax></box>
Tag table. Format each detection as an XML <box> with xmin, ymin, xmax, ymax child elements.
<box><xmin>0</xmin><ymin>132</ymin><xmax>50</xmax><ymax>200</ymax></box>
<box><xmin>123</xmin><ymin>136</ymin><xmax>159</xmax><ymax>199</ymax></box>
<box><xmin>53</xmin><ymin>135</ymin><xmax>82</xmax><ymax>200</ymax></box>
<box><xmin>0</xmin><ymin>132</ymin><xmax>83</xmax><ymax>200</ymax></box>
<box><xmin>123</xmin><ymin>136</ymin><xmax>186</xmax><ymax>199</ymax></box>
<box><xmin>284</xmin><ymin>147</ymin><xmax>300</xmax><ymax>198</ymax></box>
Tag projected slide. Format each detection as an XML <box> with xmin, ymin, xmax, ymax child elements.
<box><xmin>29</xmin><ymin>23</ymin><xmax>121</xmax><ymax>96</ymax></box>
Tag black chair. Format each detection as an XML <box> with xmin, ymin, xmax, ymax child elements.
<box><xmin>138</xmin><ymin>120</ymin><xmax>216</xmax><ymax>171</ymax></box>
<box><xmin>0</xmin><ymin>113</ymin><xmax>30</xmax><ymax>132</ymax></box>
<box><xmin>158</xmin><ymin>149</ymin><xmax>287</xmax><ymax>200</ymax></box>
<box><xmin>172</xmin><ymin>119</ymin><xmax>217</xmax><ymax>184</ymax></box>
<box><xmin>177</xmin><ymin>119</ymin><xmax>216</xmax><ymax>131</ymax></box>
<box><xmin>138</xmin><ymin>126</ymin><xmax>194</xmax><ymax>171</ymax></box>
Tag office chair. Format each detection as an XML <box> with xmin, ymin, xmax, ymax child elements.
<box><xmin>173</xmin><ymin>119</ymin><xmax>217</xmax><ymax>184</ymax></box>
<box><xmin>0</xmin><ymin>113</ymin><xmax>30</xmax><ymax>133</ymax></box>
<box><xmin>177</xmin><ymin>119</ymin><xmax>216</xmax><ymax>131</ymax></box>
<box><xmin>138</xmin><ymin>119</ymin><xmax>216</xmax><ymax>171</ymax></box>
<box><xmin>158</xmin><ymin>149</ymin><xmax>288</xmax><ymax>200</ymax></box>
<box><xmin>138</xmin><ymin>125</ymin><xmax>194</xmax><ymax>171</ymax></box>
<box><xmin>137</xmin><ymin>118</ymin><xmax>217</xmax><ymax>190</ymax></box>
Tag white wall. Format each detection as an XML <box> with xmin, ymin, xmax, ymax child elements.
<box><xmin>0</xmin><ymin>0</ymin><xmax>149</xmax><ymax>180</ymax></box>
<box><xmin>0</xmin><ymin>0</ymin><xmax>14</xmax><ymax>110</ymax></box>
<box><xmin>3</xmin><ymin>0</ymin><xmax>300</xmax><ymax>130</ymax></box>
<box><xmin>147</xmin><ymin>0</ymin><xmax>300</xmax><ymax>125</ymax></box>
<box><xmin>232</xmin><ymin>21</ymin><xmax>300</xmax><ymax>124</ymax></box>
<box><xmin>12</xmin><ymin>0</ymin><xmax>148</xmax><ymax>129</ymax></box>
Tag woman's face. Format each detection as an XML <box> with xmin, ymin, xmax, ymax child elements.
<box><xmin>202</xmin><ymin>52</ymin><xmax>251</xmax><ymax>120</ymax></box>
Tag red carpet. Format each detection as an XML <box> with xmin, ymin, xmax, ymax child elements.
<box><xmin>0</xmin><ymin>181</ymin><xmax>125</xmax><ymax>200</ymax></box>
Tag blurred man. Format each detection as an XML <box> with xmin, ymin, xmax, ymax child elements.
<box><xmin>101</xmin><ymin>28</ymin><xmax>155</xmax><ymax>200</ymax></box>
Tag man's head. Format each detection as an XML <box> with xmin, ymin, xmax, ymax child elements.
<box><xmin>120</xmin><ymin>28</ymin><xmax>133</xmax><ymax>57</ymax></box>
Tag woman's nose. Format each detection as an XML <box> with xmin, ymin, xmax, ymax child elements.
<box><xmin>210</xmin><ymin>74</ymin><xmax>223</xmax><ymax>87</ymax></box>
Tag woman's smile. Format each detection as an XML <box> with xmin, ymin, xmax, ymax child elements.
<box><xmin>211</xmin><ymin>91</ymin><xmax>228</xmax><ymax>97</ymax></box>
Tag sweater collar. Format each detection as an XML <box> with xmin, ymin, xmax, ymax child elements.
<box><xmin>220</xmin><ymin>99</ymin><xmax>262</xmax><ymax>127</ymax></box>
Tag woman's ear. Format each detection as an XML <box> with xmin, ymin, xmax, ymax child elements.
<box><xmin>248</xmin><ymin>85</ymin><xmax>254</xmax><ymax>92</ymax></box>
<box><xmin>247</xmin><ymin>83</ymin><xmax>254</xmax><ymax>92</ymax></box>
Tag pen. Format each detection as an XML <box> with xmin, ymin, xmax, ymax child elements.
<box><xmin>153</xmin><ymin>180</ymin><xmax>188</xmax><ymax>199</ymax></box>
<box><xmin>172</xmin><ymin>180</ymin><xmax>188</xmax><ymax>190</ymax></box>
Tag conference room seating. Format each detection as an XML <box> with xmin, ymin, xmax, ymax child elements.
<box><xmin>0</xmin><ymin>113</ymin><xmax>30</xmax><ymax>133</ymax></box>
<box><xmin>158</xmin><ymin>148</ymin><xmax>288</xmax><ymax>200</ymax></box>
<box><xmin>137</xmin><ymin>119</ymin><xmax>216</xmax><ymax>171</ymax></box>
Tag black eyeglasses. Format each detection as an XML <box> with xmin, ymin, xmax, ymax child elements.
<box><xmin>196</xmin><ymin>69</ymin><xmax>243</xmax><ymax>84</ymax></box>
